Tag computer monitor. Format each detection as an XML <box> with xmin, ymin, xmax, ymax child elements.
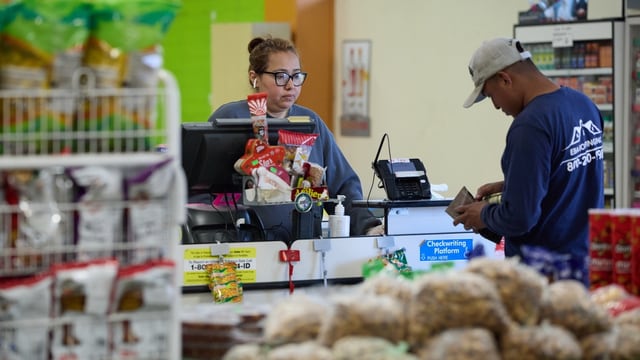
<box><xmin>181</xmin><ymin>118</ymin><xmax>317</xmax><ymax>197</ymax></box>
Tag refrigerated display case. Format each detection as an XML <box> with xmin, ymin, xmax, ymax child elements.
<box><xmin>514</xmin><ymin>20</ymin><xmax>624</xmax><ymax>208</ymax></box>
<box><xmin>624</xmin><ymin>17</ymin><xmax>640</xmax><ymax>208</ymax></box>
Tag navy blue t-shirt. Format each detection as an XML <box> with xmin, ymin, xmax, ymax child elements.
<box><xmin>481</xmin><ymin>87</ymin><xmax>604</xmax><ymax>267</ymax></box>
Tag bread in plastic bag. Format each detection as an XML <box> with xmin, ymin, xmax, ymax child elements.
<box><xmin>501</xmin><ymin>322</ymin><xmax>582</xmax><ymax>360</ymax></box>
<box><xmin>540</xmin><ymin>279</ymin><xmax>611</xmax><ymax>338</ymax></box>
<box><xmin>615</xmin><ymin>308</ymin><xmax>640</xmax><ymax>328</ymax></box>
<box><xmin>332</xmin><ymin>336</ymin><xmax>416</xmax><ymax>360</ymax></box>
<box><xmin>356</xmin><ymin>271</ymin><xmax>413</xmax><ymax>303</ymax></box>
<box><xmin>221</xmin><ymin>343</ymin><xmax>267</xmax><ymax>360</ymax></box>
<box><xmin>590</xmin><ymin>283</ymin><xmax>630</xmax><ymax>307</ymax></box>
<box><xmin>317</xmin><ymin>293</ymin><xmax>406</xmax><ymax>346</ymax></box>
<box><xmin>463</xmin><ymin>257</ymin><xmax>548</xmax><ymax>325</ymax></box>
<box><xmin>407</xmin><ymin>271</ymin><xmax>512</xmax><ymax>350</ymax></box>
<box><xmin>266</xmin><ymin>341</ymin><xmax>332</xmax><ymax>360</ymax></box>
<box><xmin>589</xmin><ymin>283</ymin><xmax>640</xmax><ymax>317</ymax></box>
<box><xmin>262</xmin><ymin>293</ymin><xmax>329</xmax><ymax>345</ymax></box>
<box><xmin>417</xmin><ymin>327</ymin><xmax>500</xmax><ymax>360</ymax></box>
<box><xmin>580</xmin><ymin>323</ymin><xmax>640</xmax><ymax>359</ymax></box>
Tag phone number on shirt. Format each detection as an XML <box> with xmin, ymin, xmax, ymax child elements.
<box><xmin>566</xmin><ymin>148</ymin><xmax>603</xmax><ymax>172</ymax></box>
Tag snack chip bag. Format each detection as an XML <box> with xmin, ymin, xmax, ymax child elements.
<box><xmin>278</xmin><ymin>129</ymin><xmax>318</xmax><ymax>174</ymax></box>
<box><xmin>110</xmin><ymin>259</ymin><xmax>175</xmax><ymax>359</ymax></box>
<box><xmin>85</xmin><ymin>0</ymin><xmax>181</xmax><ymax>88</ymax></box>
<box><xmin>248</xmin><ymin>92</ymin><xmax>268</xmax><ymax>141</ymax></box>
<box><xmin>78</xmin><ymin>0</ymin><xmax>181</xmax><ymax>153</ymax></box>
<box><xmin>0</xmin><ymin>0</ymin><xmax>92</xmax><ymax>90</ymax></box>
<box><xmin>0</xmin><ymin>0</ymin><xmax>92</xmax><ymax>155</ymax></box>
<box><xmin>0</xmin><ymin>272</ymin><xmax>52</xmax><ymax>360</ymax></box>
<box><xmin>206</xmin><ymin>260</ymin><xmax>243</xmax><ymax>303</ymax></box>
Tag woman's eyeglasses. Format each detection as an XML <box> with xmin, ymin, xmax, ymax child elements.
<box><xmin>262</xmin><ymin>71</ymin><xmax>308</xmax><ymax>87</ymax></box>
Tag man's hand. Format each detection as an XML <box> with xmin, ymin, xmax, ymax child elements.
<box><xmin>475</xmin><ymin>181</ymin><xmax>504</xmax><ymax>200</ymax></box>
<box><xmin>453</xmin><ymin>201</ymin><xmax>488</xmax><ymax>232</ymax></box>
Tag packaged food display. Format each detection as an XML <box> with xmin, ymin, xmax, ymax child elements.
<box><xmin>219</xmin><ymin>257</ymin><xmax>640</xmax><ymax>359</ymax></box>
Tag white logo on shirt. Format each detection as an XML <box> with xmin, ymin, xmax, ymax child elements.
<box><xmin>562</xmin><ymin>119</ymin><xmax>603</xmax><ymax>172</ymax></box>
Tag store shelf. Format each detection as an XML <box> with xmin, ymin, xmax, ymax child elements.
<box><xmin>0</xmin><ymin>153</ymin><xmax>173</xmax><ymax>169</ymax></box>
<box><xmin>541</xmin><ymin>67</ymin><xmax>612</xmax><ymax>77</ymax></box>
<box><xmin>515</xmin><ymin>20</ymin><xmax>624</xmax><ymax>207</ymax></box>
<box><xmin>0</xmin><ymin>70</ymin><xmax>184</xmax><ymax>360</ymax></box>
<box><xmin>625</xmin><ymin>18</ymin><xmax>640</xmax><ymax>208</ymax></box>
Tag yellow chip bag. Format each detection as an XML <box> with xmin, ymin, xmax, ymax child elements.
<box><xmin>206</xmin><ymin>261</ymin><xmax>243</xmax><ymax>303</ymax></box>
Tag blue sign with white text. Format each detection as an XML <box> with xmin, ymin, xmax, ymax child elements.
<box><xmin>419</xmin><ymin>239</ymin><xmax>473</xmax><ymax>262</ymax></box>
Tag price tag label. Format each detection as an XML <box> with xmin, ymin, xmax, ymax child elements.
<box><xmin>552</xmin><ymin>26</ymin><xmax>574</xmax><ymax>48</ymax></box>
<box><xmin>183</xmin><ymin>247</ymin><xmax>257</xmax><ymax>286</ymax></box>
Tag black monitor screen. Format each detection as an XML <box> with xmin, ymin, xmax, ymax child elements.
<box><xmin>181</xmin><ymin>118</ymin><xmax>317</xmax><ymax>196</ymax></box>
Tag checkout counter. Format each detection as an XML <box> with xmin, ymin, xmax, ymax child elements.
<box><xmin>178</xmin><ymin>120</ymin><xmax>503</xmax><ymax>294</ymax></box>
<box><xmin>178</xmin><ymin>198</ymin><xmax>503</xmax><ymax>295</ymax></box>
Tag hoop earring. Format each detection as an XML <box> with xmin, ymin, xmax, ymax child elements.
<box><xmin>252</xmin><ymin>79</ymin><xmax>257</xmax><ymax>89</ymax></box>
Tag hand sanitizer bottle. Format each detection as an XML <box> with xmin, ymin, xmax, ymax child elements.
<box><xmin>329</xmin><ymin>195</ymin><xmax>350</xmax><ymax>237</ymax></box>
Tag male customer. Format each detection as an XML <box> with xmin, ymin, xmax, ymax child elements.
<box><xmin>454</xmin><ymin>38</ymin><xmax>604</xmax><ymax>286</ymax></box>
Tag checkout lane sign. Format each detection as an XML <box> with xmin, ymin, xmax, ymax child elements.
<box><xmin>419</xmin><ymin>238</ymin><xmax>473</xmax><ymax>262</ymax></box>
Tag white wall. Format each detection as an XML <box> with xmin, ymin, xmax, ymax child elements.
<box><xmin>333</xmin><ymin>0</ymin><xmax>526</xmax><ymax>200</ymax></box>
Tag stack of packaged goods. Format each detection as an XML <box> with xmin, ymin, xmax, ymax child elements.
<box><xmin>588</xmin><ymin>209</ymin><xmax>640</xmax><ymax>296</ymax></box>
<box><xmin>234</xmin><ymin>92</ymin><xmax>326</xmax><ymax>206</ymax></box>
<box><xmin>0</xmin><ymin>0</ymin><xmax>181</xmax><ymax>155</ymax></box>
<box><xmin>1</xmin><ymin>258</ymin><xmax>177</xmax><ymax>359</ymax></box>
<box><xmin>201</xmin><ymin>251</ymin><xmax>640</xmax><ymax>359</ymax></box>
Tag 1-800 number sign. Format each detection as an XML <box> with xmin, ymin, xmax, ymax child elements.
<box><xmin>188</xmin><ymin>260</ymin><xmax>253</xmax><ymax>271</ymax></box>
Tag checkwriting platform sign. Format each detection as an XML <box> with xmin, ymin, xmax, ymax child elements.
<box><xmin>419</xmin><ymin>239</ymin><xmax>473</xmax><ymax>262</ymax></box>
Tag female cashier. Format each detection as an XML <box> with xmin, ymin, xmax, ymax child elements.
<box><xmin>207</xmin><ymin>36</ymin><xmax>382</xmax><ymax>241</ymax></box>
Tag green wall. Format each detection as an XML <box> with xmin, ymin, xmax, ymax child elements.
<box><xmin>162</xmin><ymin>0</ymin><xmax>265</xmax><ymax>123</ymax></box>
